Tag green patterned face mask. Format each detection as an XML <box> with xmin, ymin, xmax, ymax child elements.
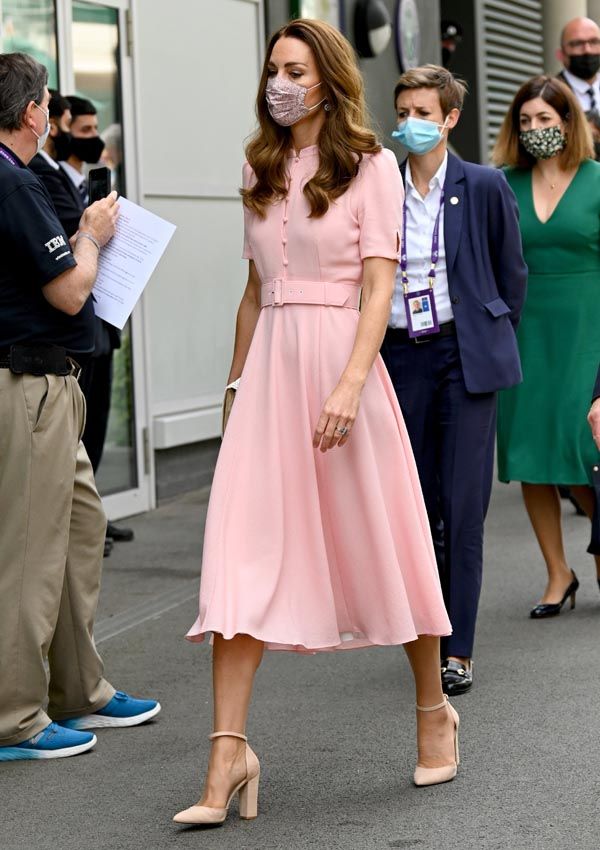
<box><xmin>519</xmin><ymin>125</ymin><xmax>566</xmax><ymax>160</ymax></box>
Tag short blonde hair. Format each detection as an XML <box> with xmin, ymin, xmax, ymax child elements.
<box><xmin>393</xmin><ymin>64</ymin><xmax>467</xmax><ymax>115</ymax></box>
<box><xmin>492</xmin><ymin>75</ymin><xmax>593</xmax><ymax>168</ymax></box>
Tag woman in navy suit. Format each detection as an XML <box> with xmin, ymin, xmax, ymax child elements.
<box><xmin>381</xmin><ymin>65</ymin><xmax>528</xmax><ymax>694</ymax></box>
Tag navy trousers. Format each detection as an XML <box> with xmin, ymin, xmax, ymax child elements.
<box><xmin>381</xmin><ymin>329</ymin><xmax>496</xmax><ymax>658</ymax></box>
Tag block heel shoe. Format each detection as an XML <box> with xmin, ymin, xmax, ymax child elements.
<box><xmin>413</xmin><ymin>695</ymin><xmax>460</xmax><ymax>787</ymax></box>
<box><xmin>173</xmin><ymin>731</ymin><xmax>260</xmax><ymax>826</ymax></box>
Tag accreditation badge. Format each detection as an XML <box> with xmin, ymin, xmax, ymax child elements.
<box><xmin>404</xmin><ymin>287</ymin><xmax>440</xmax><ymax>339</ymax></box>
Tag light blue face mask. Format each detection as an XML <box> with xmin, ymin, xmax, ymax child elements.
<box><xmin>392</xmin><ymin>116</ymin><xmax>448</xmax><ymax>155</ymax></box>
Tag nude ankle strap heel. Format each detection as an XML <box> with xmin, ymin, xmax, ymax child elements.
<box><xmin>413</xmin><ymin>695</ymin><xmax>460</xmax><ymax>787</ymax></box>
<box><xmin>173</xmin><ymin>731</ymin><xmax>260</xmax><ymax>826</ymax></box>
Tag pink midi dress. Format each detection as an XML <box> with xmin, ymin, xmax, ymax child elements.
<box><xmin>186</xmin><ymin>146</ymin><xmax>451</xmax><ymax>652</ymax></box>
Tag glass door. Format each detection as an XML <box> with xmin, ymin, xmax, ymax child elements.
<box><xmin>69</xmin><ymin>0</ymin><xmax>152</xmax><ymax>517</ymax></box>
<box><xmin>1</xmin><ymin>0</ymin><xmax>152</xmax><ymax>518</ymax></box>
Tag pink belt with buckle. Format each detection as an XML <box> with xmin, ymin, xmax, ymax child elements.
<box><xmin>261</xmin><ymin>279</ymin><xmax>361</xmax><ymax>310</ymax></box>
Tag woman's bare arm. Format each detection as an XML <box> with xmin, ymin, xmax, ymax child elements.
<box><xmin>313</xmin><ymin>256</ymin><xmax>397</xmax><ymax>451</ymax></box>
<box><xmin>227</xmin><ymin>260</ymin><xmax>262</xmax><ymax>384</ymax></box>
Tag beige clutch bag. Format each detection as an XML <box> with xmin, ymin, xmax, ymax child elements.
<box><xmin>221</xmin><ymin>378</ymin><xmax>240</xmax><ymax>436</ymax></box>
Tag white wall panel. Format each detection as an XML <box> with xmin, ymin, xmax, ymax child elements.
<box><xmin>132</xmin><ymin>0</ymin><xmax>263</xmax><ymax>443</ymax></box>
<box><xmin>135</xmin><ymin>0</ymin><xmax>261</xmax><ymax>193</ymax></box>
<box><xmin>143</xmin><ymin>196</ymin><xmax>245</xmax><ymax>406</ymax></box>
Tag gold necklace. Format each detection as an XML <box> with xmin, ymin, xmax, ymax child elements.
<box><xmin>536</xmin><ymin>166</ymin><xmax>562</xmax><ymax>191</ymax></box>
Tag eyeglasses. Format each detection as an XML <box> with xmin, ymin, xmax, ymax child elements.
<box><xmin>565</xmin><ymin>37</ymin><xmax>600</xmax><ymax>51</ymax></box>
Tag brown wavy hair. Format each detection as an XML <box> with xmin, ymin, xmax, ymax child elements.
<box><xmin>492</xmin><ymin>75</ymin><xmax>593</xmax><ymax>169</ymax></box>
<box><xmin>241</xmin><ymin>18</ymin><xmax>381</xmax><ymax>219</ymax></box>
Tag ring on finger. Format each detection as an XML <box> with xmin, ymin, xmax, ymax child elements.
<box><xmin>335</xmin><ymin>425</ymin><xmax>349</xmax><ymax>436</ymax></box>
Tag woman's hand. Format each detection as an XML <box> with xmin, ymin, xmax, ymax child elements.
<box><xmin>589</xmin><ymin>398</ymin><xmax>600</xmax><ymax>450</ymax></box>
<box><xmin>313</xmin><ymin>378</ymin><xmax>362</xmax><ymax>452</ymax></box>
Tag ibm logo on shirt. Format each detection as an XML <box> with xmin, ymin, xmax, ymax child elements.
<box><xmin>45</xmin><ymin>234</ymin><xmax>66</xmax><ymax>253</ymax></box>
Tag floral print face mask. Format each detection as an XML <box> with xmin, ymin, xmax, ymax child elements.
<box><xmin>519</xmin><ymin>125</ymin><xmax>566</xmax><ymax>160</ymax></box>
<box><xmin>265</xmin><ymin>77</ymin><xmax>324</xmax><ymax>127</ymax></box>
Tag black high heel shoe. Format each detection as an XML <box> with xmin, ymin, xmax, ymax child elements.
<box><xmin>530</xmin><ymin>571</ymin><xmax>579</xmax><ymax>618</ymax></box>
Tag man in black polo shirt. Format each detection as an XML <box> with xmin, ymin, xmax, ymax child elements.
<box><xmin>0</xmin><ymin>52</ymin><xmax>159</xmax><ymax>761</ymax></box>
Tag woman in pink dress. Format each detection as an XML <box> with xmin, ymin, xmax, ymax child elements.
<box><xmin>174</xmin><ymin>19</ymin><xmax>459</xmax><ymax>827</ymax></box>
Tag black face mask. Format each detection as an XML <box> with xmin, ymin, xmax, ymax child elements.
<box><xmin>70</xmin><ymin>135</ymin><xmax>105</xmax><ymax>164</ymax></box>
<box><xmin>568</xmin><ymin>52</ymin><xmax>600</xmax><ymax>80</ymax></box>
<box><xmin>53</xmin><ymin>130</ymin><xmax>72</xmax><ymax>161</ymax></box>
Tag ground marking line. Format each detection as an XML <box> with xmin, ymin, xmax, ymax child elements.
<box><xmin>94</xmin><ymin>582</ymin><xmax>198</xmax><ymax>644</ymax></box>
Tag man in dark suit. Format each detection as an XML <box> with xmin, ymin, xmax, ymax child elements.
<box><xmin>28</xmin><ymin>91</ymin><xmax>84</xmax><ymax>235</ymax></box>
<box><xmin>556</xmin><ymin>16</ymin><xmax>600</xmax><ymax>160</ymax></box>
<box><xmin>384</xmin><ymin>65</ymin><xmax>528</xmax><ymax>694</ymax></box>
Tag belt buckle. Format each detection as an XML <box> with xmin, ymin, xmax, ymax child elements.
<box><xmin>271</xmin><ymin>279</ymin><xmax>283</xmax><ymax>306</ymax></box>
<box><xmin>414</xmin><ymin>334</ymin><xmax>432</xmax><ymax>345</ymax></box>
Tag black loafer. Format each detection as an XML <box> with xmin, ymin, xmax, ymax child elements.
<box><xmin>103</xmin><ymin>536</ymin><xmax>114</xmax><ymax>558</ymax></box>
<box><xmin>441</xmin><ymin>659</ymin><xmax>473</xmax><ymax>695</ymax></box>
<box><xmin>106</xmin><ymin>521</ymin><xmax>134</xmax><ymax>542</ymax></box>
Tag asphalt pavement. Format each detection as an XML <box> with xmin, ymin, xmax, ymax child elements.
<box><xmin>1</xmin><ymin>479</ymin><xmax>599</xmax><ymax>850</ymax></box>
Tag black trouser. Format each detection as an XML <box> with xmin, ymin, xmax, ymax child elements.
<box><xmin>79</xmin><ymin>352</ymin><xmax>113</xmax><ymax>474</ymax></box>
<box><xmin>381</xmin><ymin>330</ymin><xmax>497</xmax><ymax>659</ymax></box>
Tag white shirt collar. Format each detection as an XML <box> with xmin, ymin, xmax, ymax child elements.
<box><xmin>59</xmin><ymin>159</ymin><xmax>86</xmax><ymax>188</ymax></box>
<box><xmin>563</xmin><ymin>67</ymin><xmax>599</xmax><ymax>95</ymax></box>
<box><xmin>37</xmin><ymin>149</ymin><xmax>59</xmax><ymax>170</ymax></box>
<box><xmin>405</xmin><ymin>151</ymin><xmax>448</xmax><ymax>196</ymax></box>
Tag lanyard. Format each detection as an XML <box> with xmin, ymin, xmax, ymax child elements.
<box><xmin>0</xmin><ymin>145</ymin><xmax>19</xmax><ymax>167</ymax></box>
<box><xmin>400</xmin><ymin>188</ymin><xmax>445</xmax><ymax>294</ymax></box>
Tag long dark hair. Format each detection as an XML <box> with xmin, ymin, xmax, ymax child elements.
<box><xmin>242</xmin><ymin>18</ymin><xmax>381</xmax><ymax>219</ymax></box>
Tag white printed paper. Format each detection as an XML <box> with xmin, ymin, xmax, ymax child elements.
<box><xmin>91</xmin><ymin>197</ymin><xmax>176</xmax><ymax>329</ymax></box>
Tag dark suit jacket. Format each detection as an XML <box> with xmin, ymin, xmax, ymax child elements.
<box><xmin>594</xmin><ymin>366</ymin><xmax>600</xmax><ymax>401</ymax></box>
<box><xmin>29</xmin><ymin>153</ymin><xmax>121</xmax><ymax>354</ymax></box>
<box><xmin>28</xmin><ymin>153</ymin><xmax>84</xmax><ymax>238</ymax></box>
<box><xmin>400</xmin><ymin>152</ymin><xmax>528</xmax><ymax>394</ymax></box>
<box><xmin>556</xmin><ymin>71</ymin><xmax>600</xmax><ymax>162</ymax></box>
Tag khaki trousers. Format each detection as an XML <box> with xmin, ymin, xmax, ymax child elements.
<box><xmin>0</xmin><ymin>370</ymin><xmax>114</xmax><ymax>745</ymax></box>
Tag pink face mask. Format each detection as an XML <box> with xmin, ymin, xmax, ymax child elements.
<box><xmin>265</xmin><ymin>77</ymin><xmax>324</xmax><ymax>127</ymax></box>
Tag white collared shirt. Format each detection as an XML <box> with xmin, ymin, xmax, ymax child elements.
<box><xmin>389</xmin><ymin>152</ymin><xmax>453</xmax><ymax>329</ymax></box>
<box><xmin>38</xmin><ymin>149</ymin><xmax>59</xmax><ymax>170</ymax></box>
<box><xmin>562</xmin><ymin>68</ymin><xmax>600</xmax><ymax>112</ymax></box>
<box><xmin>59</xmin><ymin>159</ymin><xmax>85</xmax><ymax>188</ymax></box>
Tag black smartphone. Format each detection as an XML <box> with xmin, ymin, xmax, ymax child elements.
<box><xmin>88</xmin><ymin>166</ymin><xmax>111</xmax><ymax>204</ymax></box>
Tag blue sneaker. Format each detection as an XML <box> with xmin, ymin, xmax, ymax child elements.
<box><xmin>0</xmin><ymin>722</ymin><xmax>96</xmax><ymax>761</ymax></box>
<box><xmin>61</xmin><ymin>691</ymin><xmax>161</xmax><ymax>730</ymax></box>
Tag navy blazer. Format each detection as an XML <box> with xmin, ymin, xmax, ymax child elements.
<box><xmin>400</xmin><ymin>152</ymin><xmax>528</xmax><ymax>394</ymax></box>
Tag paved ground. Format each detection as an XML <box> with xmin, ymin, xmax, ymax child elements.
<box><xmin>2</xmin><ymin>479</ymin><xmax>600</xmax><ymax>850</ymax></box>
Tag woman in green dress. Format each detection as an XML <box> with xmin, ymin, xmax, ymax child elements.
<box><xmin>493</xmin><ymin>76</ymin><xmax>600</xmax><ymax>618</ymax></box>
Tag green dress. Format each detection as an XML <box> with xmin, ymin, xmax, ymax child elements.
<box><xmin>497</xmin><ymin>160</ymin><xmax>600</xmax><ymax>485</ymax></box>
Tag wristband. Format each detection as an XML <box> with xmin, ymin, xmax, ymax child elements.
<box><xmin>226</xmin><ymin>378</ymin><xmax>241</xmax><ymax>391</ymax></box>
<box><xmin>77</xmin><ymin>231</ymin><xmax>101</xmax><ymax>253</ymax></box>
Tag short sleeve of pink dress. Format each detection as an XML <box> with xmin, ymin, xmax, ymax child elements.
<box><xmin>186</xmin><ymin>146</ymin><xmax>451</xmax><ymax>653</ymax></box>
<box><xmin>241</xmin><ymin>162</ymin><xmax>254</xmax><ymax>260</ymax></box>
<box><xmin>355</xmin><ymin>148</ymin><xmax>402</xmax><ymax>260</ymax></box>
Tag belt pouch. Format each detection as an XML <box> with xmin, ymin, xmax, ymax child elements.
<box><xmin>9</xmin><ymin>344</ymin><xmax>69</xmax><ymax>376</ymax></box>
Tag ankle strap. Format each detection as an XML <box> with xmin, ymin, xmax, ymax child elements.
<box><xmin>209</xmin><ymin>731</ymin><xmax>247</xmax><ymax>742</ymax></box>
<box><xmin>416</xmin><ymin>696</ymin><xmax>448</xmax><ymax>712</ymax></box>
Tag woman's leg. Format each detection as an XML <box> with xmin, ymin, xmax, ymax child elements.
<box><xmin>197</xmin><ymin>634</ymin><xmax>264</xmax><ymax>808</ymax></box>
<box><xmin>521</xmin><ymin>483</ymin><xmax>573</xmax><ymax>603</ymax></box>
<box><xmin>568</xmin><ymin>485</ymin><xmax>600</xmax><ymax>579</ymax></box>
<box><xmin>404</xmin><ymin>635</ymin><xmax>456</xmax><ymax>768</ymax></box>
